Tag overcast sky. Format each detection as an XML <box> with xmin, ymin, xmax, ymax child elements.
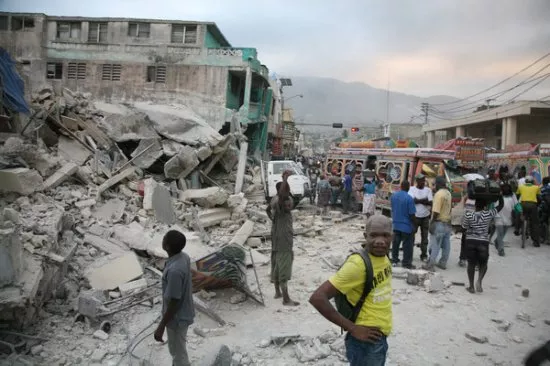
<box><xmin>4</xmin><ymin>0</ymin><xmax>550</xmax><ymax>99</ymax></box>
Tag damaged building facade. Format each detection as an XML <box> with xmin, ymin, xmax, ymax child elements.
<box><xmin>0</xmin><ymin>12</ymin><xmax>279</xmax><ymax>154</ymax></box>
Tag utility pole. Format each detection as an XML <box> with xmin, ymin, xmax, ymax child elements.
<box><xmin>421</xmin><ymin>102</ymin><xmax>429</xmax><ymax>124</ymax></box>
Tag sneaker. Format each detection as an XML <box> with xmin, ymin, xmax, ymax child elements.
<box><xmin>402</xmin><ymin>264</ymin><xmax>417</xmax><ymax>270</ymax></box>
<box><xmin>458</xmin><ymin>260</ymin><xmax>466</xmax><ymax>267</ymax></box>
<box><xmin>436</xmin><ymin>262</ymin><xmax>447</xmax><ymax>270</ymax></box>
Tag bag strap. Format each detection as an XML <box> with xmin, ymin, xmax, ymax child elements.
<box><xmin>349</xmin><ymin>249</ymin><xmax>374</xmax><ymax>324</ymax></box>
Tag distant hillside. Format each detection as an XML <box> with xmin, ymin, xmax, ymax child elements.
<box><xmin>283</xmin><ymin>77</ymin><xmax>460</xmax><ymax>129</ymax></box>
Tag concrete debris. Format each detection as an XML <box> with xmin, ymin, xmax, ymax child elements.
<box><xmin>197</xmin><ymin>145</ymin><xmax>213</xmax><ymax>161</ymax></box>
<box><xmin>521</xmin><ymin>289</ymin><xmax>529</xmax><ymax>298</ymax></box>
<box><xmin>77</xmin><ymin>292</ymin><xmax>103</xmax><ymax>319</ymax></box>
<box><xmin>97</xmin><ymin>167</ymin><xmax>136</xmax><ymax>197</ymax></box>
<box><xmin>229</xmin><ymin>292</ymin><xmax>247</xmax><ymax>304</ymax></box>
<box><xmin>85</xmin><ymin>251</ymin><xmax>143</xmax><ymax>290</ymax></box>
<box><xmin>162</xmin><ymin>139</ymin><xmax>185</xmax><ymax>157</ymax></box>
<box><xmin>57</xmin><ymin>136</ymin><xmax>91</xmax><ymax>165</ymax></box>
<box><xmin>424</xmin><ymin>274</ymin><xmax>445</xmax><ymax>293</ymax></box>
<box><xmin>234</xmin><ymin>142</ymin><xmax>248</xmax><ymax>194</ymax></box>
<box><xmin>90</xmin><ymin>349</ymin><xmax>107</xmax><ymax>363</ymax></box>
<box><xmin>93</xmin><ymin>198</ymin><xmax>127</xmax><ymax>223</ymax></box>
<box><xmin>465</xmin><ymin>332</ymin><xmax>489</xmax><ymax>344</ymax></box>
<box><xmin>43</xmin><ymin>162</ymin><xmax>79</xmax><ymax>190</ymax></box>
<box><xmin>130</xmin><ymin>138</ymin><xmax>164</xmax><ymax>169</ymax></box>
<box><xmin>246</xmin><ymin>237</ymin><xmax>262</xmax><ymax>247</ymax></box>
<box><xmin>219</xmin><ymin>145</ymin><xmax>240</xmax><ymax>173</ymax></box>
<box><xmin>406</xmin><ymin>270</ymin><xmax>429</xmax><ymax>286</ymax></box>
<box><xmin>199</xmin><ymin>344</ymin><xmax>231</xmax><ymax>366</ymax></box>
<box><xmin>92</xmin><ymin>329</ymin><xmax>109</xmax><ymax>341</ymax></box>
<box><xmin>100</xmin><ymin>110</ymin><xmax>159</xmax><ymax>142</ymax></box>
<box><xmin>229</xmin><ymin>220</ymin><xmax>255</xmax><ymax>246</ymax></box>
<box><xmin>195</xmin><ymin>208</ymin><xmax>232</xmax><ymax>228</ymax></box>
<box><xmin>294</xmin><ymin>338</ymin><xmax>331</xmax><ymax>363</ymax></box>
<box><xmin>112</xmin><ymin>222</ymin><xmax>150</xmax><ymax>252</ymax></box>
<box><xmin>516</xmin><ymin>311</ymin><xmax>531</xmax><ymax>322</ymax></box>
<box><xmin>152</xmin><ymin>184</ymin><xmax>176</xmax><ymax>225</ymax></box>
<box><xmin>74</xmin><ymin>199</ymin><xmax>96</xmax><ymax>208</ymax></box>
<box><xmin>164</xmin><ymin>145</ymin><xmax>200</xmax><ymax>179</ymax></box>
<box><xmin>83</xmin><ymin>233</ymin><xmax>126</xmax><ymax>255</ymax></box>
<box><xmin>118</xmin><ymin>278</ymin><xmax>148</xmax><ymax>296</ymax></box>
<box><xmin>0</xmin><ymin>168</ymin><xmax>44</xmax><ymax>195</ymax></box>
<box><xmin>0</xmin><ymin>226</ymin><xmax>22</xmax><ymax>287</ymax></box>
<box><xmin>180</xmin><ymin>187</ymin><xmax>229</xmax><ymax>208</ymax></box>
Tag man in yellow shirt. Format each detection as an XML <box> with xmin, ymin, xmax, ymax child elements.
<box><xmin>309</xmin><ymin>216</ymin><xmax>392</xmax><ymax>366</ymax></box>
<box><xmin>423</xmin><ymin>176</ymin><xmax>453</xmax><ymax>271</ymax></box>
<box><xmin>517</xmin><ymin>175</ymin><xmax>541</xmax><ymax>247</ymax></box>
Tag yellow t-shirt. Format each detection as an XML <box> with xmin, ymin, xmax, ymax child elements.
<box><xmin>517</xmin><ymin>184</ymin><xmax>540</xmax><ymax>203</ymax></box>
<box><xmin>432</xmin><ymin>189</ymin><xmax>452</xmax><ymax>223</ymax></box>
<box><xmin>329</xmin><ymin>253</ymin><xmax>392</xmax><ymax>335</ymax></box>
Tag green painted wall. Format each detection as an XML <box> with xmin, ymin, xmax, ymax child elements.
<box><xmin>205</xmin><ymin>30</ymin><xmax>223</xmax><ymax>48</ymax></box>
<box><xmin>226</xmin><ymin>72</ymin><xmax>242</xmax><ymax>110</ymax></box>
<box><xmin>263</xmin><ymin>89</ymin><xmax>273</xmax><ymax>116</ymax></box>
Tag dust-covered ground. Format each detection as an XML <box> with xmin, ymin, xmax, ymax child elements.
<box><xmin>13</xmin><ymin>211</ymin><xmax>550</xmax><ymax>366</ymax></box>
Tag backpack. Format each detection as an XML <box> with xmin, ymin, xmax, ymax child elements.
<box><xmin>334</xmin><ymin>250</ymin><xmax>374</xmax><ymax>333</ymax></box>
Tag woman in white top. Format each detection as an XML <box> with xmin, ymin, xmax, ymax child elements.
<box><xmin>494</xmin><ymin>183</ymin><xmax>518</xmax><ymax>256</ymax></box>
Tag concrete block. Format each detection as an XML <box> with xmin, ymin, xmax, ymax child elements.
<box><xmin>152</xmin><ymin>184</ymin><xmax>176</xmax><ymax>225</ymax></box>
<box><xmin>196</xmin><ymin>145</ymin><xmax>212</xmax><ymax>161</ymax></box>
<box><xmin>142</xmin><ymin>178</ymin><xmax>157</xmax><ymax>211</ymax></box>
<box><xmin>58</xmin><ymin>136</ymin><xmax>92</xmax><ymax>165</ymax></box>
<box><xmin>246</xmin><ymin>237</ymin><xmax>262</xmax><ymax>247</ymax></box>
<box><xmin>75</xmin><ymin>199</ymin><xmax>96</xmax><ymax>208</ymax></box>
<box><xmin>93</xmin><ymin>198</ymin><xmax>126</xmax><ymax>223</ymax></box>
<box><xmin>229</xmin><ymin>220</ymin><xmax>255</xmax><ymax>246</ymax></box>
<box><xmin>180</xmin><ymin>187</ymin><xmax>229</xmax><ymax>208</ymax></box>
<box><xmin>162</xmin><ymin>140</ymin><xmax>185</xmax><ymax>157</ymax></box>
<box><xmin>425</xmin><ymin>274</ymin><xmax>445</xmax><ymax>293</ymax></box>
<box><xmin>226</xmin><ymin>193</ymin><xmax>245</xmax><ymax>208</ymax></box>
<box><xmin>199</xmin><ymin>344</ymin><xmax>231</xmax><ymax>366</ymax></box>
<box><xmin>0</xmin><ymin>228</ymin><xmax>22</xmax><ymax>287</ymax></box>
<box><xmin>130</xmin><ymin>138</ymin><xmax>163</xmax><ymax>169</ymax></box>
<box><xmin>164</xmin><ymin>146</ymin><xmax>199</xmax><ymax>179</ymax></box>
<box><xmin>118</xmin><ymin>278</ymin><xmax>147</xmax><ymax>296</ymax></box>
<box><xmin>90</xmin><ymin>349</ymin><xmax>107</xmax><ymax>363</ymax></box>
<box><xmin>197</xmin><ymin>208</ymin><xmax>231</xmax><ymax>228</ymax></box>
<box><xmin>85</xmin><ymin>252</ymin><xmax>143</xmax><ymax>290</ymax></box>
<box><xmin>84</xmin><ymin>233</ymin><xmax>126</xmax><ymax>255</ymax></box>
<box><xmin>43</xmin><ymin>162</ymin><xmax>79</xmax><ymax>190</ymax></box>
<box><xmin>93</xmin><ymin>330</ymin><xmax>109</xmax><ymax>341</ymax></box>
<box><xmin>219</xmin><ymin>145</ymin><xmax>239</xmax><ymax>173</ymax></box>
<box><xmin>0</xmin><ymin>168</ymin><xmax>44</xmax><ymax>195</ymax></box>
<box><xmin>97</xmin><ymin>167</ymin><xmax>136</xmax><ymax>196</ymax></box>
<box><xmin>77</xmin><ymin>292</ymin><xmax>102</xmax><ymax>318</ymax></box>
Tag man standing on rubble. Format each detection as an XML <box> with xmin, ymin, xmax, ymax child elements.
<box><xmin>408</xmin><ymin>174</ymin><xmax>432</xmax><ymax>262</ymax></box>
<box><xmin>155</xmin><ymin>230</ymin><xmax>195</xmax><ymax>366</ymax></box>
<box><xmin>309</xmin><ymin>215</ymin><xmax>393</xmax><ymax>365</ymax></box>
<box><xmin>266</xmin><ymin>170</ymin><xmax>300</xmax><ymax>306</ymax></box>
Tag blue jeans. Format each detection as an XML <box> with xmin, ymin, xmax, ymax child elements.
<box><xmin>428</xmin><ymin>222</ymin><xmax>451</xmax><ymax>266</ymax></box>
<box><xmin>346</xmin><ymin>334</ymin><xmax>388</xmax><ymax>366</ymax></box>
<box><xmin>391</xmin><ymin>230</ymin><xmax>414</xmax><ymax>266</ymax></box>
<box><xmin>494</xmin><ymin>225</ymin><xmax>509</xmax><ymax>253</ymax></box>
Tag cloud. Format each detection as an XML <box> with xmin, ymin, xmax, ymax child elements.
<box><xmin>3</xmin><ymin>0</ymin><xmax>550</xmax><ymax>98</ymax></box>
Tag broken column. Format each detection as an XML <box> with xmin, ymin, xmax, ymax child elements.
<box><xmin>164</xmin><ymin>146</ymin><xmax>199</xmax><ymax>179</ymax></box>
<box><xmin>234</xmin><ymin>142</ymin><xmax>248</xmax><ymax>194</ymax></box>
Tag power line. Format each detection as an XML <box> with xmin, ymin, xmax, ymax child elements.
<box><xmin>430</xmin><ymin>51</ymin><xmax>550</xmax><ymax>107</ymax></box>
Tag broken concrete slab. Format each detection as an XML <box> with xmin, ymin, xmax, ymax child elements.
<box><xmin>118</xmin><ymin>278</ymin><xmax>148</xmax><ymax>296</ymax></box>
<box><xmin>130</xmin><ymin>138</ymin><xmax>163</xmax><ymax>169</ymax></box>
<box><xmin>112</xmin><ymin>222</ymin><xmax>151</xmax><ymax>252</ymax></box>
<box><xmin>92</xmin><ymin>199</ymin><xmax>126</xmax><ymax>223</ymax></box>
<box><xmin>98</xmin><ymin>108</ymin><xmax>159</xmax><ymax>142</ymax></box>
<box><xmin>164</xmin><ymin>146</ymin><xmax>200</xmax><ymax>179</ymax></box>
<box><xmin>196</xmin><ymin>208</ymin><xmax>231</xmax><ymax>228</ymax></box>
<box><xmin>199</xmin><ymin>344</ymin><xmax>231</xmax><ymax>366</ymax></box>
<box><xmin>229</xmin><ymin>220</ymin><xmax>255</xmax><ymax>246</ymax></box>
<box><xmin>57</xmin><ymin>136</ymin><xmax>92</xmax><ymax>165</ymax></box>
<box><xmin>152</xmin><ymin>184</ymin><xmax>176</xmax><ymax>225</ymax></box>
<box><xmin>219</xmin><ymin>145</ymin><xmax>240</xmax><ymax>173</ymax></box>
<box><xmin>75</xmin><ymin>199</ymin><xmax>96</xmax><ymax>208</ymax></box>
<box><xmin>180</xmin><ymin>187</ymin><xmax>229</xmax><ymax>208</ymax></box>
<box><xmin>0</xmin><ymin>168</ymin><xmax>44</xmax><ymax>195</ymax></box>
<box><xmin>85</xmin><ymin>251</ymin><xmax>143</xmax><ymax>290</ymax></box>
<box><xmin>83</xmin><ymin>233</ymin><xmax>126</xmax><ymax>255</ymax></box>
<box><xmin>425</xmin><ymin>274</ymin><xmax>445</xmax><ymax>293</ymax></box>
<box><xmin>133</xmin><ymin>102</ymin><xmax>223</xmax><ymax>147</ymax></box>
<box><xmin>162</xmin><ymin>140</ymin><xmax>185</xmax><ymax>157</ymax></box>
<box><xmin>97</xmin><ymin>167</ymin><xmax>135</xmax><ymax>196</ymax></box>
<box><xmin>196</xmin><ymin>146</ymin><xmax>212</xmax><ymax>161</ymax></box>
<box><xmin>142</xmin><ymin>178</ymin><xmax>157</xmax><ymax>211</ymax></box>
<box><xmin>43</xmin><ymin>162</ymin><xmax>79</xmax><ymax>190</ymax></box>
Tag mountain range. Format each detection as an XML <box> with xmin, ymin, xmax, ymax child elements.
<box><xmin>282</xmin><ymin>76</ymin><xmax>460</xmax><ymax>130</ymax></box>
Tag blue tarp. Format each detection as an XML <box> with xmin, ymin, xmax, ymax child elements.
<box><xmin>0</xmin><ymin>47</ymin><xmax>30</xmax><ymax>114</ymax></box>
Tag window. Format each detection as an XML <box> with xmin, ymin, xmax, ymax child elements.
<box><xmin>230</xmin><ymin>74</ymin><xmax>241</xmax><ymax>94</ymax></box>
<box><xmin>171</xmin><ymin>24</ymin><xmax>197</xmax><ymax>44</ymax></box>
<box><xmin>46</xmin><ymin>62</ymin><xmax>63</xmax><ymax>79</ymax></box>
<box><xmin>88</xmin><ymin>22</ymin><xmax>108</xmax><ymax>43</ymax></box>
<box><xmin>495</xmin><ymin>123</ymin><xmax>503</xmax><ymax>136</ymax></box>
<box><xmin>68</xmin><ymin>62</ymin><xmax>86</xmax><ymax>80</ymax></box>
<box><xmin>57</xmin><ymin>22</ymin><xmax>81</xmax><ymax>40</ymax></box>
<box><xmin>128</xmin><ymin>22</ymin><xmax>150</xmax><ymax>38</ymax></box>
<box><xmin>146</xmin><ymin>65</ymin><xmax>166</xmax><ymax>83</ymax></box>
<box><xmin>101</xmin><ymin>64</ymin><xmax>121</xmax><ymax>81</ymax></box>
<box><xmin>12</xmin><ymin>16</ymin><xmax>35</xmax><ymax>31</ymax></box>
<box><xmin>0</xmin><ymin>16</ymin><xmax>8</xmax><ymax>31</ymax></box>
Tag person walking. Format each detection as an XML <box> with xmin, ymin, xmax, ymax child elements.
<box><xmin>317</xmin><ymin>174</ymin><xmax>332</xmax><ymax>216</ymax></box>
<box><xmin>329</xmin><ymin>171</ymin><xmax>342</xmax><ymax>208</ymax></box>
<box><xmin>408</xmin><ymin>174</ymin><xmax>433</xmax><ymax>261</ymax></box>
<box><xmin>423</xmin><ymin>176</ymin><xmax>452</xmax><ymax>271</ymax></box>
<box><xmin>517</xmin><ymin>175</ymin><xmax>541</xmax><ymax>247</ymax></box>
<box><xmin>462</xmin><ymin>196</ymin><xmax>504</xmax><ymax>293</ymax></box>
<box><xmin>154</xmin><ymin>230</ymin><xmax>195</xmax><ymax>366</ymax></box>
<box><xmin>459</xmin><ymin>195</ymin><xmax>476</xmax><ymax>267</ymax></box>
<box><xmin>390</xmin><ymin>181</ymin><xmax>417</xmax><ymax>269</ymax></box>
<box><xmin>342</xmin><ymin>170</ymin><xmax>354</xmax><ymax>214</ymax></box>
<box><xmin>309</xmin><ymin>216</ymin><xmax>393</xmax><ymax>366</ymax></box>
<box><xmin>494</xmin><ymin>183</ymin><xmax>518</xmax><ymax>256</ymax></box>
<box><xmin>362</xmin><ymin>171</ymin><xmax>378</xmax><ymax>218</ymax></box>
<box><xmin>266</xmin><ymin>172</ymin><xmax>299</xmax><ymax>306</ymax></box>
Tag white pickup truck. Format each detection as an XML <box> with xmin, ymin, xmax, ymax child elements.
<box><xmin>260</xmin><ymin>160</ymin><xmax>311</xmax><ymax>206</ymax></box>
